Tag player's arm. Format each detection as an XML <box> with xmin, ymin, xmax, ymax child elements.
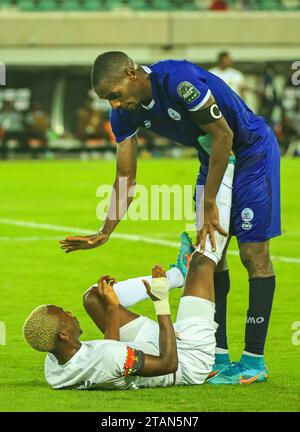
<box><xmin>59</xmin><ymin>134</ymin><xmax>138</xmax><ymax>253</ymax></box>
<box><xmin>190</xmin><ymin>95</ymin><xmax>233</xmax><ymax>252</ymax></box>
<box><xmin>97</xmin><ymin>276</ymin><xmax>120</xmax><ymax>341</ymax></box>
<box><xmin>100</xmin><ymin>133</ymin><xmax>138</xmax><ymax>236</ymax></box>
<box><xmin>138</xmin><ymin>315</ymin><xmax>178</xmax><ymax>377</ymax></box>
<box><xmin>137</xmin><ymin>266</ymin><xmax>178</xmax><ymax>377</ymax></box>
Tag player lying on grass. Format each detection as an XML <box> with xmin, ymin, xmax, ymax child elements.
<box><xmin>23</xmin><ymin>260</ymin><xmax>218</xmax><ymax>391</ymax></box>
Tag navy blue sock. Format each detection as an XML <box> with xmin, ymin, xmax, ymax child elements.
<box><xmin>214</xmin><ymin>270</ymin><xmax>230</xmax><ymax>350</ymax></box>
<box><xmin>245</xmin><ymin>276</ymin><xmax>275</xmax><ymax>355</ymax></box>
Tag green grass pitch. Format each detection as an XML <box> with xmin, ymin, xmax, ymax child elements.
<box><xmin>0</xmin><ymin>157</ymin><xmax>299</xmax><ymax>412</ymax></box>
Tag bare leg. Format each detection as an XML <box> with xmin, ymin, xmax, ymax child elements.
<box><xmin>182</xmin><ymin>252</ymin><xmax>216</xmax><ymax>302</ymax></box>
<box><xmin>83</xmin><ymin>286</ymin><xmax>140</xmax><ymax>334</ymax></box>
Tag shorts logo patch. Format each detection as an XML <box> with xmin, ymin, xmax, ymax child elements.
<box><xmin>241</xmin><ymin>208</ymin><xmax>254</xmax><ymax>222</ymax></box>
<box><xmin>144</xmin><ymin>120</ymin><xmax>151</xmax><ymax>128</ymax></box>
<box><xmin>242</xmin><ymin>222</ymin><xmax>252</xmax><ymax>231</ymax></box>
<box><xmin>168</xmin><ymin>108</ymin><xmax>181</xmax><ymax>121</ymax></box>
<box><xmin>177</xmin><ymin>81</ymin><xmax>200</xmax><ymax>104</ymax></box>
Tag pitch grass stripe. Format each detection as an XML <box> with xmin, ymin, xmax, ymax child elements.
<box><xmin>1</xmin><ymin>218</ymin><xmax>300</xmax><ymax>265</ymax></box>
<box><xmin>0</xmin><ymin>236</ymin><xmax>61</xmax><ymax>241</ymax></box>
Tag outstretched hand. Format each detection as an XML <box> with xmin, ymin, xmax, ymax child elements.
<box><xmin>59</xmin><ymin>232</ymin><xmax>110</xmax><ymax>253</ymax></box>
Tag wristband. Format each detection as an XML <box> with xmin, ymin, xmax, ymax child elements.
<box><xmin>153</xmin><ymin>299</ymin><xmax>171</xmax><ymax>315</ymax></box>
<box><xmin>151</xmin><ymin>277</ymin><xmax>170</xmax><ymax>301</ymax></box>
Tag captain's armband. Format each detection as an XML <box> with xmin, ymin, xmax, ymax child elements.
<box><xmin>194</xmin><ymin>103</ymin><xmax>223</xmax><ymax>125</ymax></box>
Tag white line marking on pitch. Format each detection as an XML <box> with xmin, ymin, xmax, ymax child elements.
<box><xmin>0</xmin><ymin>218</ymin><xmax>299</xmax><ymax>265</ymax></box>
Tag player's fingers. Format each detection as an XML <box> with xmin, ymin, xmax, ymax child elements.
<box><xmin>98</xmin><ymin>275</ymin><xmax>111</xmax><ymax>285</ymax></box>
<box><xmin>199</xmin><ymin>228</ymin><xmax>207</xmax><ymax>253</ymax></box>
<box><xmin>65</xmin><ymin>248</ymin><xmax>78</xmax><ymax>253</ymax></box>
<box><xmin>208</xmin><ymin>229</ymin><xmax>216</xmax><ymax>252</ymax></box>
<box><xmin>152</xmin><ymin>266</ymin><xmax>157</xmax><ymax>278</ymax></box>
<box><xmin>215</xmin><ymin>223</ymin><xmax>228</xmax><ymax>237</ymax></box>
<box><xmin>142</xmin><ymin>279</ymin><xmax>151</xmax><ymax>294</ymax></box>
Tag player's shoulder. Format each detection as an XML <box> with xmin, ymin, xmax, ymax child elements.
<box><xmin>150</xmin><ymin>59</ymin><xmax>205</xmax><ymax>80</ymax></box>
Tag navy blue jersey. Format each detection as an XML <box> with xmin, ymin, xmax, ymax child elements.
<box><xmin>110</xmin><ymin>60</ymin><xmax>269</xmax><ymax>167</ymax></box>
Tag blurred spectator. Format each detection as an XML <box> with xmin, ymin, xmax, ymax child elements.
<box><xmin>256</xmin><ymin>63</ymin><xmax>278</xmax><ymax>126</ymax></box>
<box><xmin>281</xmin><ymin>77</ymin><xmax>300</xmax><ymax>156</ymax></box>
<box><xmin>0</xmin><ymin>100</ymin><xmax>26</xmax><ymax>159</ymax></box>
<box><xmin>209</xmin><ymin>0</ymin><xmax>228</xmax><ymax>10</ymax></box>
<box><xmin>209</xmin><ymin>51</ymin><xmax>246</xmax><ymax>98</ymax></box>
<box><xmin>25</xmin><ymin>101</ymin><xmax>50</xmax><ymax>157</ymax></box>
<box><xmin>76</xmin><ymin>98</ymin><xmax>111</xmax><ymax>147</ymax></box>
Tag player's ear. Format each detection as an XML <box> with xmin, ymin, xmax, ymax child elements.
<box><xmin>125</xmin><ymin>67</ymin><xmax>137</xmax><ymax>81</ymax></box>
<box><xmin>58</xmin><ymin>331</ymin><xmax>69</xmax><ymax>342</ymax></box>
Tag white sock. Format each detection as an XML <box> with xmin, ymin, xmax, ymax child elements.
<box><xmin>243</xmin><ymin>351</ymin><xmax>264</xmax><ymax>358</ymax></box>
<box><xmin>114</xmin><ymin>267</ymin><xmax>184</xmax><ymax>308</ymax></box>
<box><xmin>215</xmin><ymin>348</ymin><xmax>229</xmax><ymax>355</ymax></box>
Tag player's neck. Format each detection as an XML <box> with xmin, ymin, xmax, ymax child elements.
<box><xmin>138</xmin><ymin>66</ymin><xmax>153</xmax><ymax>105</ymax></box>
<box><xmin>52</xmin><ymin>340</ymin><xmax>82</xmax><ymax>365</ymax></box>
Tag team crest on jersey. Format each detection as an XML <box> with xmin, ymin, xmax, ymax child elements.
<box><xmin>168</xmin><ymin>108</ymin><xmax>181</xmax><ymax>121</ymax></box>
<box><xmin>144</xmin><ymin>120</ymin><xmax>151</xmax><ymax>128</ymax></box>
<box><xmin>241</xmin><ymin>208</ymin><xmax>254</xmax><ymax>222</ymax></box>
<box><xmin>177</xmin><ymin>81</ymin><xmax>200</xmax><ymax>104</ymax></box>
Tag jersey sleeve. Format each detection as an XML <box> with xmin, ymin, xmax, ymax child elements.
<box><xmin>169</xmin><ymin>64</ymin><xmax>211</xmax><ymax>112</ymax></box>
<box><xmin>109</xmin><ymin>109</ymin><xmax>138</xmax><ymax>143</ymax></box>
<box><xmin>100</xmin><ymin>343</ymin><xmax>145</xmax><ymax>378</ymax></box>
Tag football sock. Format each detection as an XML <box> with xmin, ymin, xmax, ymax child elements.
<box><xmin>215</xmin><ymin>348</ymin><xmax>230</xmax><ymax>365</ymax></box>
<box><xmin>244</xmin><ymin>276</ymin><xmax>275</xmax><ymax>356</ymax></box>
<box><xmin>214</xmin><ymin>270</ymin><xmax>230</xmax><ymax>350</ymax></box>
<box><xmin>114</xmin><ymin>267</ymin><xmax>184</xmax><ymax>308</ymax></box>
<box><xmin>240</xmin><ymin>353</ymin><xmax>265</xmax><ymax>369</ymax></box>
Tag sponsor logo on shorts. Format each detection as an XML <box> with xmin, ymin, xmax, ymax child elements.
<box><xmin>144</xmin><ymin>120</ymin><xmax>151</xmax><ymax>128</ymax></box>
<box><xmin>242</xmin><ymin>222</ymin><xmax>252</xmax><ymax>231</ymax></box>
<box><xmin>168</xmin><ymin>108</ymin><xmax>181</xmax><ymax>121</ymax></box>
<box><xmin>241</xmin><ymin>208</ymin><xmax>254</xmax><ymax>222</ymax></box>
<box><xmin>177</xmin><ymin>81</ymin><xmax>200</xmax><ymax>104</ymax></box>
<box><xmin>246</xmin><ymin>316</ymin><xmax>265</xmax><ymax>324</ymax></box>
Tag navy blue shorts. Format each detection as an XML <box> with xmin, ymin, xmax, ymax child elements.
<box><xmin>195</xmin><ymin>127</ymin><xmax>281</xmax><ymax>243</ymax></box>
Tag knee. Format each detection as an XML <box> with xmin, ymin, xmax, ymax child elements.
<box><xmin>239</xmin><ymin>245</ymin><xmax>274</xmax><ymax>277</ymax></box>
<box><xmin>189</xmin><ymin>251</ymin><xmax>213</xmax><ymax>275</ymax></box>
<box><xmin>83</xmin><ymin>285</ymin><xmax>98</xmax><ymax>310</ymax></box>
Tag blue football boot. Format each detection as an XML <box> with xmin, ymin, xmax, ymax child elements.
<box><xmin>207</xmin><ymin>354</ymin><xmax>268</xmax><ymax>385</ymax></box>
<box><xmin>170</xmin><ymin>232</ymin><xmax>195</xmax><ymax>279</ymax></box>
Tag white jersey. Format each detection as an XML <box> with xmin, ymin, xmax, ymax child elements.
<box><xmin>209</xmin><ymin>66</ymin><xmax>245</xmax><ymax>97</ymax></box>
<box><xmin>45</xmin><ymin>339</ymin><xmax>174</xmax><ymax>390</ymax></box>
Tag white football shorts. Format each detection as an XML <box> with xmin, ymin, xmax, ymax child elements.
<box><xmin>119</xmin><ymin>296</ymin><xmax>217</xmax><ymax>386</ymax></box>
<box><xmin>195</xmin><ymin>162</ymin><xmax>234</xmax><ymax>265</ymax></box>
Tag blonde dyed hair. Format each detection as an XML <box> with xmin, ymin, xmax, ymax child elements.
<box><xmin>23</xmin><ymin>305</ymin><xmax>59</xmax><ymax>352</ymax></box>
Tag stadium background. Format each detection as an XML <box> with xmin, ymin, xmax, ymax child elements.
<box><xmin>0</xmin><ymin>0</ymin><xmax>300</xmax><ymax>412</ymax></box>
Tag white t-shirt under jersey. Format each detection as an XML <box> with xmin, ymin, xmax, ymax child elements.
<box><xmin>45</xmin><ymin>339</ymin><xmax>174</xmax><ymax>390</ymax></box>
<box><xmin>209</xmin><ymin>66</ymin><xmax>245</xmax><ymax>97</ymax></box>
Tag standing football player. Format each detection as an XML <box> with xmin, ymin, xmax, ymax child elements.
<box><xmin>60</xmin><ymin>52</ymin><xmax>280</xmax><ymax>384</ymax></box>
